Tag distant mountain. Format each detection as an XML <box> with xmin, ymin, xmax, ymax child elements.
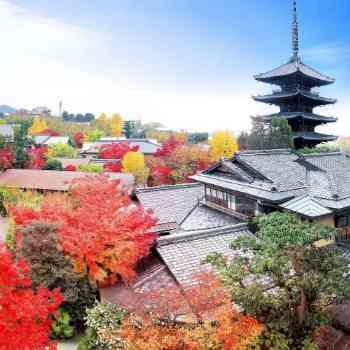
<box><xmin>0</xmin><ymin>105</ymin><xmax>17</xmax><ymax>114</ymax></box>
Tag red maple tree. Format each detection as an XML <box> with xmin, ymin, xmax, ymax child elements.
<box><xmin>103</xmin><ymin>161</ymin><xmax>122</xmax><ymax>172</ymax></box>
<box><xmin>0</xmin><ymin>147</ymin><xmax>14</xmax><ymax>170</ymax></box>
<box><xmin>154</xmin><ymin>136</ymin><xmax>184</xmax><ymax>157</ymax></box>
<box><xmin>0</xmin><ymin>244</ymin><xmax>63</xmax><ymax>350</ymax></box>
<box><xmin>64</xmin><ymin>164</ymin><xmax>77</xmax><ymax>171</ymax></box>
<box><xmin>99</xmin><ymin>142</ymin><xmax>139</xmax><ymax>160</ymax></box>
<box><xmin>28</xmin><ymin>146</ymin><xmax>48</xmax><ymax>169</ymax></box>
<box><xmin>73</xmin><ymin>132</ymin><xmax>84</xmax><ymax>148</ymax></box>
<box><xmin>11</xmin><ymin>175</ymin><xmax>157</xmax><ymax>285</ymax></box>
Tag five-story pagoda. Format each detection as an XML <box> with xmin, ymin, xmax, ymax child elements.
<box><xmin>253</xmin><ymin>0</ymin><xmax>337</xmax><ymax>149</ymax></box>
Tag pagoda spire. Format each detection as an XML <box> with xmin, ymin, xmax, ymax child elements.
<box><xmin>292</xmin><ymin>0</ymin><xmax>300</xmax><ymax>61</ymax></box>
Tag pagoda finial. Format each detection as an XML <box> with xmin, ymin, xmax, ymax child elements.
<box><xmin>292</xmin><ymin>0</ymin><xmax>300</xmax><ymax>61</ymax></box>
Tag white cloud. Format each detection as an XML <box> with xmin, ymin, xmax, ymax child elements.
<box><xmin>0</xmin><ymin>0</ymin><xmax>349</xmax><ymax>137</ymax></box>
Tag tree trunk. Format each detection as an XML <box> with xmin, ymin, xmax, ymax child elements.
<box><xmin>290</xmin><ymin>248</ymin><xmax>306</xmax><ymax>325</ymax></box>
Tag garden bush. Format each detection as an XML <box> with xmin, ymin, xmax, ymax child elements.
<box><xmin>19</xmin><ymin>221</ymin><xmax>97</xmax><ymax>329</ymax></box>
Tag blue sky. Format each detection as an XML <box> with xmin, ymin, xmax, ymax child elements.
<box><xmin>3</xmin><ymin>0</ymin><xmax>350</xmax><ymax>134</ymax></box>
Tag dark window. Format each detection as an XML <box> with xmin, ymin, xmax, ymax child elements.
<box><xmin>336</xmin><ymin>215</ymin><xmax>348</xmax><ymax>228</ymax></box>
<box><xmin>236</xmin><ymin>196</ymin><xmax>256</xmax><ymax>217</ymax></box>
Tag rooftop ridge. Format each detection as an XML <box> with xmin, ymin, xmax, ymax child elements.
<box><xmin>238</xmin><ymin>148</ymin><xmax>293</xmax><ymax>156</ymax></box>
<box><xmin>136</xmin><ymin>182</ymin><xmax>202</xmax><ymax>194</ymax></box>
<box><xmin>157</xmin><ymin>223</ymin><xmax>250</xmax><ymax>247</ymax></box>
<box><xmin>301</xmin><ymin>152</ymin><xmax>343</xmax><ymax>158</ymax></box>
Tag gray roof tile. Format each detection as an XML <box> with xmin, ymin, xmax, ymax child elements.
<box><xmin>192</xmin><ymin>150</ymin><xmax>350</xmax><ymax>212</ymax></box>
<box><xmin>254</xmin><ymin>60</ymin><xmax>335</xmax><ymax>85</ymax></box>
<box><xmin>136</xmin><ymin>183</ymin><xmax>204</xmax><ymax>230</ymax></box>
<box><xmin>157</xmin><ymin>224</ymin><xmax>251</xmax><ymax>285</ymax></box>
<box><xmin>180</xmin><ymin>205</ymin><xmax>241</xmax><ymax>231</ymax></box>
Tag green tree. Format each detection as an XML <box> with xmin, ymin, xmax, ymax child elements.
<box><xmin>47</xmin><ymin>144</ymin><xmax>76</xmax><ymax>158</ymax></box>
<box><xmin>269</xmin><ymin>117</ymin><xmax>294</xmax><ymax>149</ymax></box>
<box><xmin>13</xmin><ymin>123</ymin><xmax>31</xmax><ymax>168</ymax></box>
<box><xmin>123</xmin><ymin>120</ymin><xmax>144</xmax><ymax>138</ymax></box>
<box><xmin>207</xmin><ymin>212</ymin><xmax>350</xmax><ymax>349</ymax></box>
<box><xmin>19</xmin><ymin>221</ymin><xmax>97</xmax><ymax>329</ymax></box>
<box><xmin>85</xmin><ymin>129</ymin><xmax>104</xmax><ymax>142</ymax></box>
<box><xmin>77</xmin><ymin>164</ymin><xmax>103</xmax><ymax>173</ymax></box>
<box><xmin>43</xmin><ymin>159</ymin><xmax>63</xmax><ymax>170</ymax></box>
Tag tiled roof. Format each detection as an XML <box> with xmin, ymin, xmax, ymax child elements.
<box><xmin>280</xmin><ymin>195</ymin><xmax>332</xmax><ymax>218</ymax></box>
<box><xmin>53</xmin><ymin>158</ymin><xmax>90</xmax><ymax>168</ymax></box>
<box><xmin>238</xmin><ymin>149</ymin><xmax>307</xmax><ymax>192</ymax></box>
<box><xmin>180</xmin><ymin>204</ymin><xmax>241</xmax><ymax>231</ymax></box>
<box><xmin>254</xmin><ymin>60</ymin><xmax>335</xmax><ymax>86</ymax></box>
<box><xmin>33</xmin><ymin>135</ymin><xmax>51</xmax><ymax>145</ymax></box>
<box><xmin>100</xmin><ymin>255</ymin><xmax>182</xmax><ymax>311</ymax></box>
<box><xmin>157</xmin><ymin>223</ymin><xmax>251</xmax><ymax>285</ymax></box>
<box><xmin>136</xmin><ymin>183</ymin><xmax>204</xmax><ymax>231</ymax></box>
<box><xmin>0</xmin><ymin>169</ymin><xmax>134</xmax><ymax>191</ymax></box>
<box><xmin>192</xmin><ymin>150</ymin><xmax>350</xmax><ymax>212</ymax></box>
<box><xmin>305</xmin><ymin>153</ymin><xmax>350</xmax><ymax>200</ymax></box>
<box><xmin>253</xmin><ymin>89</ymin><xmax>336</xmax><ymax>106</ymax></box>
<box><xmin>294</xmin><ymin>132</ymin><xmax>337</xmax><ymax>141</ymax></box>
<box><xmin>43</xmin><ymin>136</ymin><xmax>69</xmax><ymax>145</ymax></box>
<box><xmin>260</xmin><ymin>112</ymin><xmax>337</xmax><ymax>123</ymax></box>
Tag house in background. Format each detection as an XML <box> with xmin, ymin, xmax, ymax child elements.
<box><xmin>192</xmin><ymin>149</ymin><xmax>350</xmax><ymax>229</ymax></box>
<box><xmin>0</xmin><ymin>125</ymin><xmax>15</xmax><ymax>143</ymax></box>
<box><xmin>33</xmin><ymin>135</ymin><xmax>69</xmax><ymax>146</ymax></box>
<box><xmin>80</xmin><ymin>138</ymin><xmax>160</xmax><ymax>158</ymax></box>
<box><xmin>0</xmin><ymin>169</ymin><xmax>134</xmax><ymax>193</ymax></box>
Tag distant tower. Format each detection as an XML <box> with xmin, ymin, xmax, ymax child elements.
<box><xmin>252</xmin><ymin>0</ymin><xmax>338</xmax><ymax>149</ymax></box>
<box><xmin>59</xmin><ymin>100</ymin><xmax>63</xmax><ymax>118</ymax></box>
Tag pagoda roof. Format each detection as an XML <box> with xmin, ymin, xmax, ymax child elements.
<box><xmin>253</xmin><ymin>89</ymin><xmax>336</xmax><ymax>106</ymax></box>
<box><xmin>293</xmin><ymin>132</ymin><xmax>337</xmax><ymax>142</ymax></box>
<box><xmin>254</xmin><ymin>59</ymin><xmax>335</xmax><ymax>87</ymax></box>
<box><xmin>256</xmin><ymin>112</ymin><xmax>337</xmax><ymax>124</ymax></box>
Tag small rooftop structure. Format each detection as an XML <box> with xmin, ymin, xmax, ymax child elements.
<box><xmin>0</xmin><ymin>169</ymin><xmax>134</xmax><ymax>192</ymax></box>
<box><xmin>280</xmin><ymin>195</ymin><xmax>332</xmax><ymax>218</ymax></box>
<box><xmin>43</xmin><ymin>136</ymin><xmax>69</xmax><ymax>146</ymax></box>
<box><xmin>33</xmin><ymin>135</ymin><xmax>69</xmax><ymax>146</ymax></box>
<box><xmin>0</xmin><ymin>125</ymin><xmax>14</xmax><ymax>142</ymax></box>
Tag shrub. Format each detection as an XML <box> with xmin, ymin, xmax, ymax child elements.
<box><xmin>77</xmin><ymin>164</ymin><xmax>103</xmax><ymax>173</ymax></box>
<box><xmin>52</xmin><ymin>308</ymin><xmax>75</xmax><ymax>339</ymax></box>
<box><xmin>43</xmin><ymin>158</ymin><xmax>63</xmax><ymax>170</ymax></box>
<box><xmin>47</xmin><ymin>143</ymin><xmax>76</xmax><ymax>158</ymax></box>
<box><xmin>19</xmin><ymin>221</ymin><xmax>97</xmax><ymax>329</ymax></box>
<box><xmin>79</xmin><ymin>303</ymin><xmax>126</xmax><ymax>350</ymax></box>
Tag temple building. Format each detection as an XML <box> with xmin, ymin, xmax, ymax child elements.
<box><xmin>253</xmin><ymin>0</ymin><xmax>337</xmax><ymax>149</ymax></box>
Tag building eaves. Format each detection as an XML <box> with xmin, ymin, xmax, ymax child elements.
<box><xmin>280</xmin><ymin>195</ymin><xmax>332</xmax><ymax>218</ymax></box>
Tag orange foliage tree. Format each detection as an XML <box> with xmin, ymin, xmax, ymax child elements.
<box><xmin>95</xmin><ymin>273</ymin><xmax>263</xmax><ymax>350</ymax></box>
<box><xmin>11</xmin><ymin>175</ymin><xmax>157</xmax><ymax>286</ymax></box>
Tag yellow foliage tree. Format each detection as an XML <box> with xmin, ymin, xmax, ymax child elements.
<box><xmin>95</xmin><ymin>113</ymin><xmax>110</xmax><ymax>134</ymax></box>
<box><xmin>210</xmin><ymin>131</ymin><xmax>238</xmax><ymax>160</ymax></box>
<box><xmin>28</xmin><ymin>116</ymin><xmax>48</xmax><ymax>135</ymax></box>
<box><xmin>110</xmin><ymin>113</ymin><xmax>123</xmax><ymax>137</ymax></box>
<box><xmin>122</xmin><ymin>151</ymin><xmax>149</xmax><ymax>184</ymax></box>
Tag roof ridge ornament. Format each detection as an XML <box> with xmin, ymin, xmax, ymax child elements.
<box><xmin>291</xmin><ymin>0</ymin><xmax>300</xmax><ymax>62</ymax></box>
